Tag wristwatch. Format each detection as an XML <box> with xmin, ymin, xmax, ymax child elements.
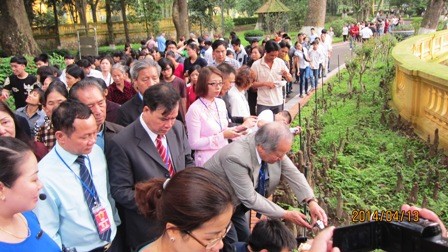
<box><xmin>306</xmin><ymin>198</ymin><xmax>317</xmax><ymax>205</ymax></box>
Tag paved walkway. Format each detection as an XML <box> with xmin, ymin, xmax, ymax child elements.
<box><xmin>285</xmin><ymin>41</ymin><xmax>352</xmax><ymax>118</ymax></box>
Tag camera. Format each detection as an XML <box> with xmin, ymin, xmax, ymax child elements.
<box><xmin>333</xmin><ymin>217</ymin><xmax>448</xmax><ymax>252</ymax></box>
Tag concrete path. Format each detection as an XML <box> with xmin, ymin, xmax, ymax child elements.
<box><xmin>285</xmin><ymin>41</ymin><xmax>353</xmax><ymax>118</ymax></box>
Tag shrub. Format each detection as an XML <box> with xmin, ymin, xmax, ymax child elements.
<box><xmin>392</xmin><ymin>24</ymin><xmax>415</xmax><ymax>31</ymax></box>
<box><xmin>243</xmin><ymin>29</ymin><xmax>264</xmax><ymax>37</ymax></box>
<box><xmin>327</xmin><ymin>16</ymin><xmax>357</xmax><ymax>37</ymax></box>
<box><xmin>233</xmin><ymin>17</ymin><xmax>258</xmax><ymax>26</ymax></box>
<box><xmin>224</xmin><ymin>17</ymin><xmax>235</xmax><ymax>34</ymax></box>
<box><xmin>49</xmin><ymin>53</ymin><xmax>66</xmax><ymax>70</ymax></box>
<box><xmin>45</xmin><ymin>48</ymin><xmax>72</xmax><ymax>57</ymax></box>
<box><xmin>286</xmin><ymin>0</ymin><xmax>308</xmax><ymax>31</ymax></box>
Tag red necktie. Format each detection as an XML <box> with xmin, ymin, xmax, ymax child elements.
<box><xmin>156</xmin><ymin>135</ymin><xmax>175</xmax><ymax>176</ymax></box>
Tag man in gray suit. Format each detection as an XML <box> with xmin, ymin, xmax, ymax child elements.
<box><xmin>116</xmin><ymin>59</ymin><xmax>161</xmax><ymax>127</ymax></box>
<box><xmin>107</xmin><ymin>84</ymin><xmax>195</xmax><ymax>249</ymax></box>
<box><xmin>205</xmin><ymin>122</ymin><xmax>327</xmax><ymax>245</ymax></box>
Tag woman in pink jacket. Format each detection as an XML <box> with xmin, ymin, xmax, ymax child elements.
<box><xmin>185</xmin><ymin>66</ymin><xmax>241</xmax><ymax>166</ymax></box>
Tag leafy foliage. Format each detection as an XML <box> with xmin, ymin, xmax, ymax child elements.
<box><xmin>224</xmin><ymin>17</ymin><xmax>235</xmax><ymax>34</ymax></box>
<box><xmin>327</xmin><ymin>17</ymin><xmax>357</xmax><ymax>37</ymax></box>
<box><xmin>287</xmin><ymin>35</ymin><xmax>448</xmax><ymax>226</ymax></box>
<box><xmin>285</xmin><ymin>0</ymin><xmax>308</xmax><ymax>31</ymax></box>
<box><xmin>189</xmin><ymin>0</ymin><xmax>217</xmax><ymax>33</ymax></box>
<box><xmin>235</xmin><ymin>0</ymin><xmax>264</xmax><ymax>17</ymax></box>
<box><xmin>124</xmin><ymin>0</ymin><xmax>162</xmax><ymax>35</ymax></box>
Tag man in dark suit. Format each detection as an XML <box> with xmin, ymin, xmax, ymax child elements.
<box><xmin>116</xmin><ymin>59</ymin><xmax>161</xmax><ymax>126</ymax></box>
<box><xmin>106</xmin><ymin>99</ymin><xmax>120</xmax><ymax>123</ymax></box>
<box><xmin>87</xmin><ymin>76</ymin><xmax>121</xmax><ymax>124</ymax></box>
<box><xmin>107</xmin><ymin>84</ymin><xmax>195</xmax><ymax>249</ymax></box>
<box><xmin>205</xmin><ymin>122</ymin><xmax>327</xmax><ymax>246</ymax></box>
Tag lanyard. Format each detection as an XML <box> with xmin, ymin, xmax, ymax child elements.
<box><xmin>199</xmin><ymin>98</ymin><xmax>222</xmax><ymax>131</ymax></box>
<box><xmin>55</xmin><ymin>147</ymin><xmax>98</xmax><ymax>202</ymax></box>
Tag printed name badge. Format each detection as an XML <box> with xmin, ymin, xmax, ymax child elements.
<box><xmin>92</xmin><ymin>204</ymin><xmax>111</xmax><ymax>234</ymax></box>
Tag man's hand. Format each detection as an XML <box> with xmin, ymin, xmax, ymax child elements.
<box><xmin>291</xmin><ymin>126</ymin><xmax>302</xmax><ymax>135</ymax></box>
<box><xmin>265</xmin><ymin>82</ymin><xmax>276</xmax><ymax>89</ymax></box>
<box><xmin>283</xmin><ymin>210</ymin><xmax>312</xmax><ymax>229</ymax></box>
<box><xmin>308</xmin><ymin>226</ymin><xmax>340</xmax><ymax>252</ymax></box>
<box><xmin>309</xmin><ymin>200</ymin><xmax>328</xmax><ymax>226</ymax></box>
<box><xmin>1</xmin><ymin>89</ymin><xmax>9</xmax><ymax>101</ymax></box>
<box><xmin>401</xmin><ymin>204</ymin><xmax>447</xmax><ymax>238</ymax></box>
<box><xmin>242</xmin><ymin>116</ymin><xmax>257</xmax><ymax>128</ymax></box>
<box><xmin>223</xmin><ymin>128</ymin><xmax>242</xmax><ymax>139</ymax></box>
<box><xmin>281</xmin><ymin>69</ymin><xmax>293</xmax><ymax>82</ymax></box>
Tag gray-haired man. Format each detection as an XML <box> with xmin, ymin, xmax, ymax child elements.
<box><xmin>116</xmin><ymin>59</ymin><xmax>161</xmax><ymax>126</ymax></box>
<box><xmin>204</xmin><ymin>122</ymin><xmax>327</xmax><ymax>245</ymax></box>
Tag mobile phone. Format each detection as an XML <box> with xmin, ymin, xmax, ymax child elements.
<box><xmin>234</xmin><ymin>126</ymin><xmax>247</xmax><ymax>133</ymax></box>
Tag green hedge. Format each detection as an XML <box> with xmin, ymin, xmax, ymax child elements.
<box><xmin>233</xmin><ymin>17</ymin><xmax>258</xmax><ymax>26</ymax></box>
<box><xmin>243</xmin><ymin>29</ymin><xmax>264</xmax><ymax>37</ymax></box>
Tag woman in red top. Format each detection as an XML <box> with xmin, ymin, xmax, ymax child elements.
<box><xmin>107</xmin><ymin>63</ymin><xmax>136</xmax><ymax>105</ymax></box>
<box><xmin>349</xmin><ymin>23</ymin><xmax>360</xmax><ymax>50</ymax></box>
<box><xmin>165</xmin><ymin>51</ymin><xmax>185</xmax><ymax>79</ymax></box>
<box><xmin>186</xmin><ymin>65</ymin><xmax>202</xmax><ymax>111</ymax></box>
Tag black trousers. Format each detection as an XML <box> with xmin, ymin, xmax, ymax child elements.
<box><xmin>222</xmin><ymin>204</ymin><xmax>251</xmax><ymax>252</ymax></box>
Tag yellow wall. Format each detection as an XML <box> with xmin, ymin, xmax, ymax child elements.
<box><xmin>392</xmin><ymin>30</ymin><xmax>448</xmax><ymax>152</ymax></box>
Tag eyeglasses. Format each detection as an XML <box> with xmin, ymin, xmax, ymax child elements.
<box><xmin>208</xmin><ymin>81</ymin><xmax>223</xmax><ymax>87</ymax></box>
<box><xmin>185</xmin><ymin>222</ymin><xmax>232</xmax><ymax>250</ymax></box>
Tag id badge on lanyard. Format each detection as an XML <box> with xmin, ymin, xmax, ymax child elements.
<box><xmin>92</xmin><ymin>203</ymin><xmax>111</xmax><ymax>234</ymax></box>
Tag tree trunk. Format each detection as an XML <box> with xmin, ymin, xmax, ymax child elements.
<box><xmin>67</xmin><ymin>3</ymin><xmax>77</xmax><ymax>24</ymax></box>
<box><xmin>418</xmin><ymin>0</ymin><xmax>446</xmax><ymax>34</ymax></box>
<box><xmin>23</xmin><ymin>0</ymin><xmax>34</xmax><ymax>26</ymax></box>
<box><xmin>172</xmin><ymin>0</ymin><xmax>189</xmax><ymax>41</ymax></box>
<box><xmin>89</xmin><ymin>0</ymin><xmax>99</xmax><ymax>23</ymax></box>
<box><xmin>376</xmin><ymin>0</ymin><xmax>384</xmax><ymax>14</ymax></box>
<box><xmin>0</xmin><ymin>0</ymin><xmax>40</xmax><ymax>55</ymax></box>
<box><xmin>105</xmin><ymin>0</ymin><xmax>115</xmax><ymax>45</ymax></box>
<box><xmin>301</xmin><ymin>0</ymin><xmax>327</xmax><ymax>36</ymax></box>
<box><xmin>120</xmin><ymin>0</ymin><xmax>130</xmax><ymax>43</ymax></box>
<box><xmin>76</xmin><ymin>0</ymin><xmax>88</xmax><ymax>32</ymax></box>
<box><xmin>52</xmin><ymin>0</ymin><xmax>61</xmax><ymax>47</ymax></box>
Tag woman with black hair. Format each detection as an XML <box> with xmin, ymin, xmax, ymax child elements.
<box><xmin>159</xmin><ymin>58</ymin><xmax>187</xmax><ymax>123</ymax></box>
<box><xmin>183</xmin><ymin>43</ymin><xmax>208</xmax><ymax>78</ymax></box>
<box><xmin>65</xmin><ymin>64</ymin><xmax>85</xmax><ymax>89</ymax></box>
<box><xmin>34</xmin><ymin>81</ymin><xmax>68</xmax><ymax>151</ymax></box>
<box><xmin>0</xmin><ymin>137</ymin><xmax>59</xmax><ymax>251</ymax></box>
<box><xmin>0</xmin><ymin>102</ymin><xmax>48</xmax><ymax>160</ymax></box>
<box><xmin>135</xmin><ymin>167</ymin><xmax>236</xmax><ymax>252</ymax></box>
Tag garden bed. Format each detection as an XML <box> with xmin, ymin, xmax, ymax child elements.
<box><xmin>279</xmin><ymin>35</ymin><xmax>448</xmax><ymax>227</ymax></box>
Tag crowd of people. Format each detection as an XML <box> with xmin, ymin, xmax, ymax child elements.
<box><xmin>0</xmin><ymin>29</ymin><xmax>446</xmax><ymax>252</ymax></box>
<box><xmin>342</xmin><ymin>14</ymin><xmax>404</xmax><ymax>50</ymax></box>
